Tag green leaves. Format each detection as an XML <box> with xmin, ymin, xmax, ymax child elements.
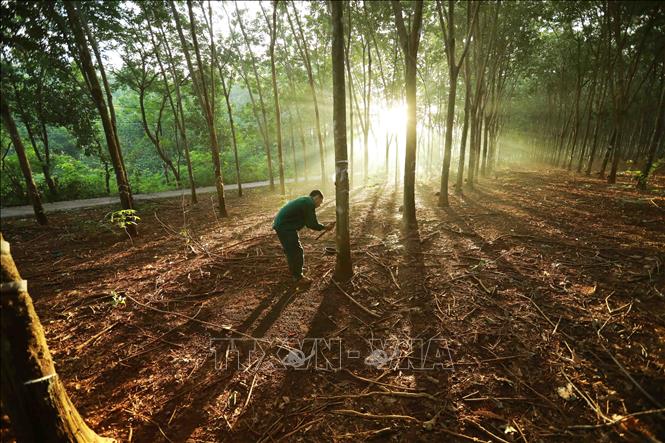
<box><xmin>107</xmin><ymin>209</ymin><xmax>141</xmax><ymax>230</ymax></box>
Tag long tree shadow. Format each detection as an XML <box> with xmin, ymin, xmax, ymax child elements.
<box><xmin>228</xmin><ymin>183</ymin><xmax>405</xmax><ymax>440</ymax></box>
<box><xmin>437</xmin><ymin>181</ymin><xmax>665</xmax><ymax>436</ymax></box>
<box><xmin>129</xmin><ymin>185</ymin><xmax>370</xmax><ymax>440</ymax></box>
<box><xmin>128</xmin><ymin>275</ymin><xmax>299</xmax><ymax>442</ymax></box>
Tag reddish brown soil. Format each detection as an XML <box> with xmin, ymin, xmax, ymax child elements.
<box><xmin>2</xmin><ymin>168</ymin><xmax>664</xmax><ymax>442</ymax></box>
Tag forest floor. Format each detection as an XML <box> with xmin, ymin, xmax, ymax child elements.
<box><xmin>2</xmin><ymin>168</ymin><xmax>664</xmax><ymax>442</ymax></box>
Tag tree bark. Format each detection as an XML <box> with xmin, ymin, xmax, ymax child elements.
<box><xmin>362</xmin><ymin>1</ymin><xmax>372</xmax><ymax>184</ymax></box>
<box><xmin>1</xmin><ymin>99</ymin><xmax>48</xmax><ymax>225</ymax></box>
<box><xmin>637</xmin><ymin>75</ymin><xmax>665</xmax><ymax>190</ymax></box>
<box><xmin>64</xmin><ymin>1</ymin><xmax>136</xmax><ymax>235</ymax></box>
<box><xmin>287</xmin><ymin>1</ymin><xmax>327</xmax><ymax>186</ymax></box>
<box><xmin>436</xmin><ymin>0</ymin><xmax>477</xmax><ymax>205</ymax></box>
<box><xmin>392</xmin><ymin>0</ymin><xmax>424</xmax><ymax>230</ymax></box>
<box><xmin>79</xmin><ymin>5</ymin><xmax>131</xmax><ymax>206</ymax></box>
<box><xmin>344</xmin><ymin>6</ymin><xmax>354</xmax><ymax>185</ymax></box>
<box><xmin>331</xmin><ymin>0</ymin><xmax>352</xmax><ymax>281</ymax></box>
<box><xmin>235</xmin><ymin>0</ymin><xmax>275</xmax><ymax>190</ymax></box>
<box><xmin>268</xmin><ymin>0</ymin><xmax>286</xmax><ymax>195</ymax></box>
<box><xmin>456</xmin><ymin>49</ymin><xmax>472</xmax><ymax>193</ymax></box>
<box><xmin>1</xmin><ymin>235</ymin><xmax>113</xmax><ymax>442</ymax></box>
<box><xmin>219</xmin><ymin>68</ymin><xmax>243</xmax><ymax>197</ymax></box>
<box><xmin>149</xmin><ymin>16</ymin><xmax>197</xmax><ymax>203</ymax></box>
<box><xmin>171</xmin><ymin>0</ymin><xmax>226</xmax><ymax>215</ymax></box>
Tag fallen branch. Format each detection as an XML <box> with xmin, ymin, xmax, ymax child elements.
<box><xmin>439</xmin><ymin>427</ymin><xmax>487</xmax><ymax>442</ymax></box>
<box><xmin>123</xmin><ymin>408</ymin><xmax>173</xmax><ymax>443</ymax></box>
<box><xmin>125</xmin><ymin>293</ymin><xmax>266</xmax><ymax>343</ymax></box>
<box><xmin>465</xmin><ymin>419</ymin><xmax>511</xmax><ymax>443</ymax></box>
<box><xmin>335</xmin><ymin>427</ymin><xmax>393</xmax><ymax>440</ymax></box>
<box><xmin>567</xmin><ymin>408</ymin><xmax>665</xmax><ymax>430</ymax></box>
<box><xmin>332</xmin><ymin>279</ymin><xmax>380</xmax><ymax>318</ymax></box>
<box><xmin>276</xmin><ymin>417</ymin><xmax>323</xmax><ymax>441</ymax></box>
<box><xmin>562</xmin><ymin>371</ymin><xmax>612</xmax><ymax>423</ymax></box>
<box><xmin>601</xmin><ymin>343</ymin><xmax>664</xmax><ymax>409</ymax></box>
<box><xmin>221</xmin><ymin>232</ymin><xmax>274</xmax><ymax>254</ymax></box>
<box><xmin>75</xmin><ymin>321</ymin><xmax>119</xmax><ymax>352</ymax></box>
<box><xmin>469</xmin><ymin>274</ymin><xmax>493</xmax><ymax>294</ymax></box>
<box><xmin>340</xmin><ymin>368</ymin><xmax>421</xmax><ymax>392</ymax></box>
<box><xmin>315</xmin><ymin>390</ymin><xmax>439</xmax><ymax>402</ymax></box>
<box><xmin>365</xmin><ymin>251</ymin><xmax>401</xmax><ymax>290</ymax></box>
<box><xmin>331</xmin><ymin>409</ymin><xmax>419</xmax><ymax>422</ymax></box>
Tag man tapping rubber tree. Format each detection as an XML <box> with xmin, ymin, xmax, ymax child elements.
<box><xmin>273</xmin><ymin>190</ymin><xmax>335</xmax><ymax>287</ymax></box>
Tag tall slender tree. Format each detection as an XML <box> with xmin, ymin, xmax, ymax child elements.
<box><xmin>331</xmin><ymin>0</ymin><xmax>352</xmax><ymax>281</ymax></box>
<box><xmin>265</xmin><ymin>0</ymin><xmax>286</xmax><ymax>195</ymax></box>
<box><xmin>63</xmin><ymin>1</ymin><xmax>137</xmax><ymax>236</ymax></box>
<box><xmin>287</xmin><ymin>0</ymin><xmax>327</xmax><ymax>186</ymax></box>
<box><xmin>0</xmin><ymin>98</ymin><xmax>48</xmax><ymax>225</ymax></box>
<box><xmin>436</xmin><ymin>0</ymin><xmax>478</xmax><ymax>207</ymax></box>
<box><xmin>391</xmin><ymin>0</ymin><xmax>424</xmax><ymax>229</ymax></box>
<box><xmin>147</xmin><ymin>10</ymin><xmax>198</xmax><ymax>203</ymax></box>
<box><xmin>234</xmin><ymin>1</ymin><xmax>275</xmax><ymax>191</ymax></box>
<box><xmin>170</xmin><ymin>0</ymin><xmax>227</xmax><ymax>216</ymax></box>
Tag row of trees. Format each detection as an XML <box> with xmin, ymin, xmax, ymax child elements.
<box><xmin>503</xmin><ymin>1</ymin><xmax>664</xmax><ymax>187</ymax></box>
<box><xmin>2</xmin><ymin>1</ymin><xmax>663</xmax><ymax>230</ymax></box>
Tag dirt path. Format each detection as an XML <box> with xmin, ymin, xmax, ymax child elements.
<box><xmin>2</xmin><ymin>169</ymin><xmax>664</xmax><ymax>442</ymax></box>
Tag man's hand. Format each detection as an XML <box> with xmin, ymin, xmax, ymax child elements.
<box><xmin>315</xmin><ymin>222</ymin><xmax>336</xmax><ymax>240</ymax></box>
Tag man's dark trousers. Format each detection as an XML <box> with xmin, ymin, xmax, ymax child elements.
<box><xmin>275</xmin><ymin>229</ymin><xmax>304</xmax><ymax>279</ymax></box>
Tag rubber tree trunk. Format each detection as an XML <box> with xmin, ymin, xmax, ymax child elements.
<box><xmin>1</xmin><ymin>99</ymin><xmax>48</xmax><ymax>225</ymax></box>
<box><xmin>637</xmin><ymin>81</ymin><xmax>665</xmax><ymax>190</ymax></box>
<box><xmin>392</xmin><ymin>0</ymin><xmax>423</xmax><ymax>230</ymax></box>
<box><xmin>219</xmin><ymin>69</ymin><xmax>243</xmax><ymax>197</ymax></box>
<box><xmin>481</xmin><ymin>116</ymin><xmax>489</xmax><ymax>175</ymax></box>
<box><xmin>192</xmin><ymin>0</ymin><xmax>227</xmax><ymax>214</ymax></box>
<box><xmin>385</xmin><ymin>133</ymin><xmax>390</xmax><ymax>176</ymax></box>
<box><xmin>456</xmin><ymin>55</ymin><xmax>471</xmax><ymax>194</ymax></box>
<box><xmin>64</xmin><ymin>1</ymin><xmax>136</xmax><ymax>235</ymax></box>
<box><xmin>290</xmin><ymin>121</ymin><xmax>298</xmax><ymax>181</ymax></box>
<box><xmin>151</xmin><ymin>19</ymin><xmax>197</xmax><ymax>203</ymax></box>
<box><xmin>0</xmin><ymin>235</ymin><xmax>112</xmax><ymax>442</ymax></box>
<box><xmin>439</xmin><ymin>69</ymin><xmax>457</xmax><ymax>207</ymax></box>
<box><xmin>363</xmin><ymin>31</ymin><xmax>372</xmax><ymax>185</ymax></box>
<box><xmin>394</xmin><ymin>126</ymin><xmax>400</xmax><ymax>187</ymax></box>
<box><xmin>599</xmin><ymin>129</ymin><xmax>616</xmax><ymax>179</ymax></box>
<box><xmin>172</xmin><ymin>0</ymin><xmax>227</xmax><ymax>216</ymax></box>
<box><xmin>269</xmin><ymin>1</ymin><xmax>286</xmax><ymax>196</ymax></box>
<box><xmin>403</xmin><ymin>55</ymin><xmax>418</xmax><ymax>228</ymax></box>
<box><xmin>585</xmin><ymin>111</ymin><xmax>604</xmax><ymax>176</ymax></box>
<box><xmin>235</xmin><ymin>1</ymin><xmax>274</xmax><ymax>191</ymax></box>
<box><xmin>467</xmin><ymin>104</ymin><xmax>478</xmax><ymax>188</ymax></box>
<box><xmin>607</xmin><ymin>117</ymin><xmax>624</xmax><ymax>183</ymax></box>
<box><xmin>80</xmin><ymin>6</ymin><xmax>132</xmax><ymax>208</ymax></box>
<box><xmin>138</xmin><ymin>90</ymin><xmax>181</xmax><ymax>187</ymax></box>
<box><xmin>287</xmin><ymin>6</ymin><xmax>327</xmax><ymax>187</ymax></box>
<box><xmin>331</xmin><ymin>0</ymin><xmax>352</xmax><ymax>281</ymax></box>
<box><xmin>18</xmin><ymin>113</ymin><xmax>58</xmax><ymax>198</ymax></box>
<box><xmin>296</xmin><ymin>110</ymin><xmax>308</xmax><ymax>181</ymax></box>
<box><xmin>345</xmin><ymin>8</ymin><xmax>354</xmax><ymax>186</ymax></box>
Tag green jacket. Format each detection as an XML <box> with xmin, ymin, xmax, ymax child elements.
<box><xmin>273</xmin><ymin>196</ymin><xmax>325</xmax><ymax>232</ymax></box>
